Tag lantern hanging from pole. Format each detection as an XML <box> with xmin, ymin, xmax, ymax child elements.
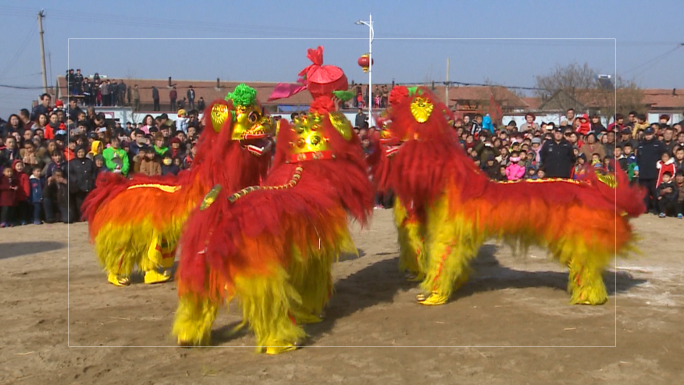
<box><xmin>357</xmin><ymin>53</ymin><xmax>373</xmax><ymax>73</ymax></box>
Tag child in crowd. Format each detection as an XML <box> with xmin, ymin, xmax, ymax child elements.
<box><xmin>525</xmin><ymin>166</ymin><xmax>538</xmax><ymax>180</ymax></box>
<box><xmin>183</xmin><ymin>145</ymin><xmax>197</xmax><ymax>169</ymax></box>
<box><xmin>616</xmin><ymin>146</ymin><xmax>626</xmax><ymax>171</ymax></box>
<box><xmin>674</xmin><ymin>147</ymin><xmax>684</xmax><ymax>174</ymax></box>
<box><xmin>102</xmin><ymin>136</ymin><xmax>129</xmax><ymax>176</ymax></box>
<box><xmin>622</xmin><ymin>143</ymin><xmax>638</xmax><ymax>182</ymax></box>
<box><xmin>571</xmin><ymin>153</ymin><xmax>587</xmax><ymax>180</ymax></box>
<box><xmin>591</xmin><ymin>153</ymin><xmax>602</xmax><ymax>169</ymax></box>
<box><xmin>93</xmin><ymin>155</ymin><xmax>107</xmax><ymax>177</ymax></box>
<box><xmin>496</xmin><ymin>147</ymin><xmax>509</xmax><ymax>165</ymax></box>
<box><xmin>161</xmin><ymin>153</ymin><xmax>180</xmax><ymax>176</ymax></box>
<box><xmin>519</xmin><ymin>150</ymin><xmax>532</xmax><ymax>170</ymax></box>
<box><xmin>13</xmin><ymin>160</ymin><xmax>30</xmax><ymax>225</ymax></box>
<box><xmin>1</xmin><ymin>167</ymin><xmax>18</xmax><ymax>227</ymax></box>
<box><xmin>173</xmin><ymin>156</ymin><xmax>183</xmax><ymax>170</ymax></box>
<box><xmin>537</xmin><ymin>168</ymin><xmax>546</xmax><ymax>179</ymax></box>
<box><xmin>29</xmin><ymin>167</ymin><xmax>43</xmax><ymax>224</ymax></box>
<box><xmin>656</xmin><ymin>151</ymin><xmax>676</xmax><ymax>188</ymax></box>
<box><xmin>497</xmin><ymin>165</ymin><xmax>508</xmax><ymax>182</ymax></box>
<box><xmin>484</xmin><ymin>156</ymin><xmax>499</xmax><ymax>180</ymax></box>
<box><xmin>136</xmin><ymin>146</ymin><xmax>162</xmax><ymax>176</ymax></box>
<box><xmin>505</xmin><ymin>151</ymin><xmax>525</xmax><ymax>181</ymax></box>
<box><xmin>656</xmin><ymin>171</ymin><xmax>677</xmax><ymax>218</ymax></box>
<box><xmin>602</xmin><ymin>156</ymin><xmax>614</xmax><ymax>173</ymax></box>
<box><xmin>44</xmin><ymin>150</ymin><xmax>66</xmax><ymax>179</ymax></box>
<box><xmin>675</xmin><ymin>171</ymin><xmax>684</xmax><ymax>219</ymax></box>
<box><xmin>44</xmin><ymin>169</ymin><xmax>70</xmax><ymax>223</ymax></box>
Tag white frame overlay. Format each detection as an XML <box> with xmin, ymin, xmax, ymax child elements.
<box><xmin>67</xmin><ymin>37</ymin><xmax>619</xmax><ymax>348</ymax></box>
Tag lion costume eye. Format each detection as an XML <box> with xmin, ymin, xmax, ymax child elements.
<box><xmin>248</xmin><ymin>111</ymin><xmax>259</xmax><ymax>123</ymax></box>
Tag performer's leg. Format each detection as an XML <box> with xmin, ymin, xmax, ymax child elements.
<box><xmin>289</xmin><ymin>250</ymin><xmax>329</xmax><ymax>324</ymax></box>
<box><xmin>394</xmin><ymin>198</ymin><xmax>425</xmax><ymax>280</ymax></box>
<box><xmin>94</xmin><ymin>226</ymin><xmax>135</xmax><ymax>286</ymax></box>
<box><xmin>559</xmin><ymin>237</ymin><xmax>609</xmax><ymax>305</ymax></box>
<box><xmin>419</xmin><ymin>195</ymin><xmax>481</xmax><ymax>306</ymax></box>
<box><xmin>142</xmin><ymin>234</ymin><xmax>173</xmax><ymax>284</ymax></box>
<box><xmin>234</xmin><ymin>270</ymin><xmax>306</xmax><ymax>355</ymax></box>
<box><xmin>567</xmin><ymin>256</ymin><xmax>608</xmax><ymax>305</ymax></box>
<box><xmin>173</xmin><ymin>294</ymin><xmax>220</xmax><ymax>346</ymax></box>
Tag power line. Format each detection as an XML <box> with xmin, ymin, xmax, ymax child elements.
<box><xmin>0</xmin><ymin>26</ymin><xmax>36</xmax><ymax>81</ymax></box>
<box><xmin>620</xmin><ymin>45</ymin><xmax>681</xmax><ymax>76</ymax></box>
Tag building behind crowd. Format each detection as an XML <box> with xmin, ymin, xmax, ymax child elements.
<box><xmin>53</xmin><ymin>76</ymin><xmax>684</xmax><ymax>126</ymax></box>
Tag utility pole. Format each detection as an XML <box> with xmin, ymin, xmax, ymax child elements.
<box><xmin>38</xmin><ymin>10</ymin><xmax>48</xmax><ymax>95</ymax></box>
<box><xmin>446</xmin><ymin>57</ymin><xmax>450</xmax><ymax>107</ymax></box>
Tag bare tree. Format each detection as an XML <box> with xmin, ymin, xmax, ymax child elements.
<box><xmin>534</xmin><ymin>62</ymin><xmax>597</xmax><ymax>111</ymax></box>
<box><xmin>534</xmin><ymin>62</ymin><xmax>644</xmax><ymax>119</ymax></box>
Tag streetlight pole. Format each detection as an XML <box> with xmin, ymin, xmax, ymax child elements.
<box><xmin>356</xmin><ymin>14</ymin><xmax>374</xmax><ymax>127</ymax></box>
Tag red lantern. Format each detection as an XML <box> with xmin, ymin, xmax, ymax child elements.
<box><xmin>358</xmin><ymin>53</ymin><xmax>373</xmax><ymax>73</ymax></box>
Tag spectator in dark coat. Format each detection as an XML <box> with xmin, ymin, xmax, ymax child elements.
<box><xmin>29</xmin><ymin>166</ymin><xmax>44</xmax><ymax>224</ymax></box>
<box><xmin>44</xmin><ymin>169</ymin><xmax>70</xmax><ymax>223</ymax></box>
<box><xmin>540</xmin><ymin>127</ymin><xmax>575</xmax><ymax>178</ymax></box>
<box><xmin>656</xmin><ymin>172</ymin><xmax>677</xmax><ymax>218</ymax></box>
<box><xmin>67</xmin><ymin>146</ymin><xmax>96</xmax><ymax>222</ymax></box>
<box><xmin>30</xmin><ymin>93</ymin><xmax>52</xmax><ymax>121</ymax></box>
<box><xmin>637</xmin><ymin>127</ymin><xmax>667</xmax><ymax>214</ymax></box>
<box><xmin>355</xmin><ymin>108</ymin><xmax>367</xmax><ymax>129</ymax></box>
<box><xmin>0</xmin><ymin>136</ymin><xmax>20</xmax><ymax>168</ymax></box>
<box><xmin>152</xmin><ymin>86</ymin><xmax>160</xmax><ymax>111</ymax></box>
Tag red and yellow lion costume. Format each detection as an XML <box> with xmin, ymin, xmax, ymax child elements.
<box><xmin>172</xmin><ymin>93</ymin><xmax>373</xmax><ymax>354</ymax></box>
<box><xmin>82</xmin><ymin>84</ymin><xmax>273</xmax><ymax>286</ymax></box>
<box><xmin>376</xmin><ymin>86</ymin><xmax>645</xmax><ymax>306</ymax></box>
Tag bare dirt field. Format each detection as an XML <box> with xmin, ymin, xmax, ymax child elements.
<box><xmin>1</xmin><ymin>210</ymin><xmax>683</xmax><ymax>384</ymax></box>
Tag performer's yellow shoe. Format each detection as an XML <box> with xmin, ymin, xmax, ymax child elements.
<box><xmin>295</xmin><ymin>313</ymin><xmax>323</xmax><ymax>324</ymax></box>
<box><xmin>265</xmin><ymin>341</ymin><xmax>300</xmax><ymax>355</ymax></box>
<box><xmin>144</xmin><ymin>269</ymin><xmax>172</xmax><ymax>284</ymax></box>
<box><xmin>417</xmin><ymin>292</ymin><xmax>448</xmax><ymax>306</ymax></box>
<box><xmin>107</xmin><ymin>272</ymin><xmax>130</xmax><ymax>287</ymax></box>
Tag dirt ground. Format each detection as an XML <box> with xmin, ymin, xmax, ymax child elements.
<box><xmin>1</xmin><ymin>210</ymin><xmax>683</xmax><ymax>385</ymax></box>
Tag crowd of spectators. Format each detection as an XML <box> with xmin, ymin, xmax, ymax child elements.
<box><xmin>64</xmin><ymin>69</ymin><xmax>205</xmax><ymax>113</ymax></box>
<box><xmin>2</xmin><ymin>84</ymin><xmax>684</xmax><ymax>228</ymax></box>
<box><xmin>0</xmin><ymin>91</ymin><xmax>203</xmax><ymax>227</ymax></box>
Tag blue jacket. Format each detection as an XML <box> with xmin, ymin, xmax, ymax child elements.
<box><xmin>29</xmin><ymin>175</ymin><xmax>43</xmax><ymax>203</ymax></box>
<box><xmin>483</xmin><ymin>115</ymin><xmax>494</xmax><ymax>134</ymax></box>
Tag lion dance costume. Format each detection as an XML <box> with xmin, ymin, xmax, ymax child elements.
<box><xmin>173</xmin><ymin>48</ymin><xmax>373</xmax><ymax>355</ymax></box>
<box><xmin>82</xmin><ymin>84</ymin><xmax>273</xmax><ymax>286</ymax></box>
<box><xmin>369</xmin><ymin>86</ymin><xmax>427</xmax><ymax>283</ymax></box>
<box><xmin>376</xmin><ymin>86</ymin><xmax>645</xmax><ymax>306</ymax></box>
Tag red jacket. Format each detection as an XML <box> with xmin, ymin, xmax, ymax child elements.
<box><xmin>64</xmin><ymin>148</ymin><xmax>75</xmax><ymax>162</ymax></box>
<box><xmin>12</xmin><ymin>160</ymin><xmax>30</xmax><ymax>202</ymax></box>
<box><xmin>656</xmin><ymin>158</ymin><xmax>676</xmax><ymax>187</ymax></box>
<box><xmin>0</xmin><ymin>175</ymin><xmax>17</xmax><ymax>207</ymax></box>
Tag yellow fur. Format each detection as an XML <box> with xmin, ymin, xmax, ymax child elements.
<box><xmin>421</xmin><ymin>193</ymin><xmax>483</xmax><ymax>300</ymax></box>
<box><xmin>419</xmin><ymin>187</ymin><xmax>638</xmax><ymax>305</ymax></box>
<box><xmin>394</xmin><ymin>198</ymin><xmax>427</xmax><ymax>276</ymax></box>
<box><xmin>172</xmin><ymin>224</ymin><xmax>355</xmax><ymax>351</ymax></box>
<box><xmin>173</xmin><ymin>295</ymin><xmax>219</xmax><ymax>345</ymax></box>
<box><xmin>233</xmin><ymin>268</ymin><xmax>307</xmax><ymax>352</ymax></box>
<box><xmin>94</xmin><ymin>216</ymin><xmax>184</xmax><ymax>277</ymax></box>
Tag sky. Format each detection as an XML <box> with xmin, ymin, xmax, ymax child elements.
<box><xmin>1</xmin><ymin>0</ymin><xmax>682</xmax><ymax>115</ymax></box>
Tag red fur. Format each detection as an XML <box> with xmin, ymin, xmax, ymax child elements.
<box><xmin>381</xmin><ymin>87</ymin><xmax>646</xmax><ymax>219</ymax></box>
<box><xmin>177</xmin><ymin>119</ymin><xmax>374</xmax><ymax>298</ymax></box>
<box><xmin>82</xmin><ymin>99</ymin><xmax>270</xmax><ymax>234</ymax></box>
